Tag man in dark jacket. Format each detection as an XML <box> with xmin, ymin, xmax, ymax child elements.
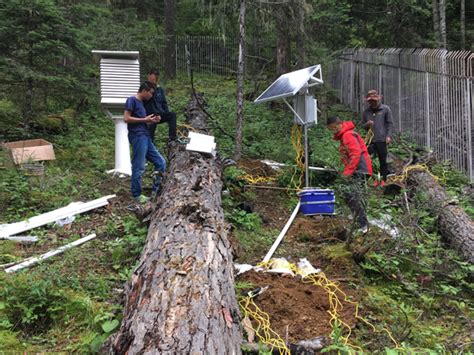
<box><xmin>327</xmin><ymin>116</ymin><xmax>372</xmax><ymax>233</ymax></box>
<box><xmin>144</xmin><ymin>68</ymin><xmax>177</xmax><ymax>143</ymax></box>
<box><xmin>361</xmin><ymin>90</ymin><xmax>393</xmax><ymax>186</ymax></box>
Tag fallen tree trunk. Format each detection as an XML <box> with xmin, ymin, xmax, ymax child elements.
<box><xmin>106</xmin><ymin>94</ymin><xmax>242</xmax><ymax>354</ymax></box>
<box><xmin>409</xmin><ymin>170</ymin><xmax>474</xmax><ymax>264</ymax></box>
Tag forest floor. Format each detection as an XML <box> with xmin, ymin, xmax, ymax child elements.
<box><xmin>0</xmin><ymin>75</ymin><xmax>472</xmax><ymax>353</ymax></box>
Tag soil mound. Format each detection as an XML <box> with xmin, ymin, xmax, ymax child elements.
<box><xmin>238</xmin><ymin>270</ymin><xmax>357</xmax><ymax>343</ymax></box>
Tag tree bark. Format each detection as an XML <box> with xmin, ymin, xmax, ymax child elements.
<box><xmin>432</xmin><ymin>0</ymin><xmax>441</xmax><ymax>47</ymax></box>
<box><xmin>460</xmin><ymin>0</ymin><xmax>465</xmax><ymax>49</ymax></box>
<box><xmin>409</xmin><ymin>170</ymin><xmax>474</xmax><ymax>264</ymax></box>
<box><xmin>276</xmin><ymin>31</ymin><xmax>291</xmax><ymax>76</ymax></box>
<box><xmin>439</xmin><ymin>0</ymin><xmax>447</xmax><ymax>48</ymax></box>
<box><xmin>106</xmin><ymin>94</ymin><xmax>242</xmax><ymax>354</ymax></box>
<box><xmin>275</xmin><ymin>4</ymin><xmax>291</xmax><ymax>76</ymax></box>
<box><xmin>296</xmin><ymin>0</ymin><xmax>306</xmax><ymax>69</ymax></box>
<box><xmin>164</xmin><ymin>0</ymin><xmax>176</xmax><ymax>79</ymax></box>
<box><xmin>234</xmin><ymin>0</ymin><xmax>246</xmax><ymax>161</ymax></box>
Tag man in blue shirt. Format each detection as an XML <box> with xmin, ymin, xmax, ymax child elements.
<box><xmin>144</xmin><ymin>68</ymin><xmax>177</xmax><ymax>143</ymax></box>
<box><xmin>124</xmin><ymin>81</ymin><xmax>166</xmax><ymax>203</ymax></box>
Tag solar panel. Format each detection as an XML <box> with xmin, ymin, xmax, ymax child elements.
<box><xmin>254</xmin><ymin>65</ymin><xmax>323</xmax><ymax>104</ymax></box>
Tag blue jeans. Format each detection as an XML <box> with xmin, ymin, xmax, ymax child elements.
<box><xmin>129</xmin><ymin>134</ymin><xmax>166</xmax><ymax>198</ymax></box>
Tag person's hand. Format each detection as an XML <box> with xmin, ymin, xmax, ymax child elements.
<box><xmin>386</xmin><ymin>136</ymin><xmax>392</xmax><ymax>144</ymax></box>
<box><xmin>367</xmin><ymin>120</ymin><xmax>374</xmax><ymax>127</ymax></box>
<box><xmin>153</xmin><ymin>114</ymin><xmax>161</xmax><ymax>123</ymax></box>
<box><xmin>145</xmin><ymin>114</ymin><xmax>156</xmax><ymax>122</ymax></box>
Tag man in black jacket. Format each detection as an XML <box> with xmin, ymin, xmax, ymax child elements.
<box><xmin>361</xmin><ymin>90</ymin><xmax>393</xmax><ymax>186</ymax></box>
<box><xmin>144</xmin><ymin>68</ymin><xmax>177</xmax><ymax>143</ymax></box>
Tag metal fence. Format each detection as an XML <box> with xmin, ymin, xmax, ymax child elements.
<box><xmin>327</xmin><ymin>48</ymin><xmax>474</xmax><ymax>181</ymax></box>
<box><xmin>148</xmin><ymin>35</ymin><xmax>238</xmax><ymax>76</ymax></box>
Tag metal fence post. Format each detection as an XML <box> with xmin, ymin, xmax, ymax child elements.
<box><xmin>468</xmin><ymin>77</ymin><xmax>473</xmax><ymax>181</ymax></box>
<box><xmin>398</xmin><ymin>67</ymin><xmax>402</xmax><ymax>133</ymax></box>
<box><xmin>378</xmin><ymin>64</ymin><xmax>382</xmax><ymax>93</ymax></box>
<box><xmin>327</xmin><ymin>48</ymin><xmax>473</xmax><ymax>180</ymax></box>
<box><xmin>425</xmin><ymin>72</ymin><xmax>431</xmax><ymax>148</ymax></box>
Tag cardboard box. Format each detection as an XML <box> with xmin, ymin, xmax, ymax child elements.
<box><xmin>4</xmin><ymin>139</ymin><xmax>56</xmax><ymax>165</ymax></box>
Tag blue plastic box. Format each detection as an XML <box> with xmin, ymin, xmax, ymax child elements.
<box><xmin>297</xmin><ymin>188</ymin><xmax>335</xmax><ymax>215</ymax></box>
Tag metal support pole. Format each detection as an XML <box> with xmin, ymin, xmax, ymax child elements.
<box><xmin>282</xmin><ymin>97</ymin><xmax>305</xmax><ymax>125</ymax></box>
<box><xmin>304</xmin><ymin>124</ymin><xmax>309</xmax><ymax>188</ymax></box>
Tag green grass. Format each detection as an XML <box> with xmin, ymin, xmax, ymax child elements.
<box><xmin>1</xmin><ymin>74</ymin><xmax>472</xmax><ymax>353</ymax></box>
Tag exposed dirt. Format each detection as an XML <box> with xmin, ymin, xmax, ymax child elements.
<box><xmin>245</xmin><ymin>188</ymin><xmax>292</xmax><ymax>230</ymax></box>
<box><xmin>238</xmin><ymin>158</ymin><xmax>279</xmax><ymax>178</ymax></box>
<box><xmin>232</xmin><ymin>160</ymin><xmax>365</xmax><ymax>344</ymax></box>
<box><xmin>286</xmin><ymin>216</ymin><xmax>348</xmax><ymax>244</ymax></box>
<box><xmin>237</xmin><ymin>270</ymin><xmax>358</xmax><ymax>343</ymax></box>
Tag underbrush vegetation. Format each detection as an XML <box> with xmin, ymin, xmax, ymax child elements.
<box><xmin>0</xmin><ymin>75</ymin><xmax>472</xmax><ymax>353</ymax></box>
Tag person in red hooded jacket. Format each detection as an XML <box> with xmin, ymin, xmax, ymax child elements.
<box><xmin>327</xmin><ymin>116</ymin><xmax>372</xmax><ymax>233</ymax></box>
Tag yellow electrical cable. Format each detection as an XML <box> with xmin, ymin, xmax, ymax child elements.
<box><xmin>176</xmin><ymin>124</ymin><xmax>198</xmax><ymax>140</ymax></box>
<box><xmin>241</xmin><ymin>174</ymin><xmax>276</xmax><ymax>185</ymax></box>
<box><xmin>243</xmin><ymin>260</ymin><xmax>400</xmax><ymax>351</ymax></box>
<box><xmin>178</xmin><ymin>123</ymin><xmax>197</xmax><ymax>132</ymax></box>
<box><xmin>386</xmin><ymin>163</ymin><xmax>438</xmax><ymax>185</ymax></box>
<box><xmin>239</xmin><ymin>296</ymin><xmax>291</xmax><ymax>354</ymax></box>
<box><xmin>290</xmin><ymin>125</ymin><xmax>305</xmax><ymax>191</ymax></box>
<box><xmin>365</xmin><ymin>127</ymin><xmax>374</xmax><ymax>146</ymax></box>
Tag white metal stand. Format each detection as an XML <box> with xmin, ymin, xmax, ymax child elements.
<box><xmin>106</xmin><ymin>116</ymin><xmax>132</xmax><ymax>177</ymax></box>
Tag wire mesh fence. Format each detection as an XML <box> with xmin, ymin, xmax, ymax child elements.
<box><xmin>148</xmin><ymin>35</ymin><xmax>238</xmax><ymax>76</ymax></box>
<box><xmin>327</xmin><ymin>48</ymin><xmax>474</xmax><ymax>182</ymax></box>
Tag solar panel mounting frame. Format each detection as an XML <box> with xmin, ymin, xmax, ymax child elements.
<box><xmin>254</xmin><ymin>64</ymin><xmax>323</xmax><ymax>104</ymax></box>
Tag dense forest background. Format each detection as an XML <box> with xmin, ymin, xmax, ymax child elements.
<box><xmin>0</xmin><ymin>1</ymin><xmax>473</xmax><ymax>353</ymax></box>
<box><xmin>0</xmin><ymin>0</ymin><xmax>472</xmax><ymax>141</ymax></box>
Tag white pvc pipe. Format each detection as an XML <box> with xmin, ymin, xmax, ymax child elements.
<box><xmin>0</xmin><ymin>195</ymin><xmax>115</xmax><ymax>238</ymax></box>
<box><xmin>113</xmin><ymin>118</ymin><xmax>132</xmax><ymax>176</ymax></box>
<box><xmin>5</xmin><ymin>233</ymin><xmax>97</xmax><ymax>273</ymax></box>
<box><xmin>262</xmin><ymin>161</ymin><xmax>336</xmax><ymax>172</ymax></box>
<box><xmin>262</xmin><ymin>201</ymin><xmax>300</xmax><ymax>263</ymax></box>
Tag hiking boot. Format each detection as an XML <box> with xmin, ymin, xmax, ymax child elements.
<box><xmin>358</xmin><ymin>225</ymin><xmax>369</xmax><ymax>234</ymax></box>
<box><xmin>134</xmin><ymin>195</ymin><xmax>150</xmax><ymax>204</ymax></box>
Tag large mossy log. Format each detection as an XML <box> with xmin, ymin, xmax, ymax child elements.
<box><xmin>107</xmin><ymin>94</ymin><xmax>242</xmax><ymax>354</ymax></box>
<box><xmin>409</xmin><ymin>170</ymin><xmax>474</xmax><ymax>264</ymax></box>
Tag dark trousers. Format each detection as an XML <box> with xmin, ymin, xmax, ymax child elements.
<box><xmin>149</xmin><ymin>111</ymin><xmax>177</xmax><ymax>142</ymax></box>
<box><xmin>342</xmin><ymin>173</ymin><xmax>368</xmax><ymax>228</ymax></box>
<box><xmin>369</xmin><ymin>141</ymin><xmax>389</xmax><ymax>180</ymax></box>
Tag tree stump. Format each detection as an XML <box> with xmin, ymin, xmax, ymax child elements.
<box><xmin>409</xmin><ymin>170</ymin><xmax>474</xmax><ymax>264</ymax></box>
<box><xmin>106</xmin><ymin>94</ymin><xmax>242</xmax><ymax>354</ymax></box>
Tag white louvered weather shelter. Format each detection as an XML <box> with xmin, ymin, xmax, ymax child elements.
<box><xmin>92</xmin><ymin>50</ymin><xmax>140</xmax><ymax>176</ymax></box>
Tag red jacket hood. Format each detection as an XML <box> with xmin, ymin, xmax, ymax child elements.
<box><xmin>333</xmin><ymin>121</ymin><xmax>356</xmax><ymax>140</ymax></box>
